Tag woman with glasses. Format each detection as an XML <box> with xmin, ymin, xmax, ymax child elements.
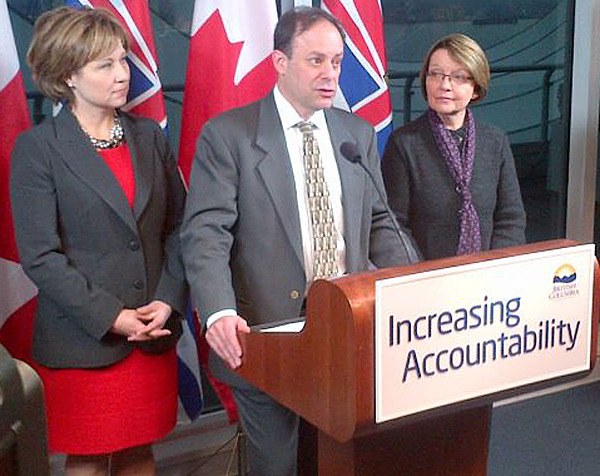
<box><xmin>381</xmin><ymin>33</ymin><xmax>526</xmax><ymax>260</ymax></box>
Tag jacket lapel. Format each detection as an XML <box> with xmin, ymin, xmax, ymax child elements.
<box><xmin>254</xmin><ymin>94</ymin><xmax>305</xmax><ymax>270</ymax></box>
<box><xmin>51</xmin><ymin>108</ymin><xmax>138</xmax><ymax>233</ymax></box>
<box><xmin>121</xmin><ymin>114</ymin><xmax>154</xmax><ymax>221</ymax></box>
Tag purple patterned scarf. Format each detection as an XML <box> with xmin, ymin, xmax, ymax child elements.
<box><xmin>427</xmin><ymin>108</ymin><xmax>481</xmax><ymax>254</ymax></box>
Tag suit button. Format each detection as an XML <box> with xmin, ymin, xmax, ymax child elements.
<box><xmin>290</xmin><ymin>290</ymin><xmax>301</xmax><ymax>300</ymax></box>
<box><xmin>129</xmin><ymin>240</ymin><xmax>140</xmax><ymax>251</ymax></box>
<box><xmin>133</xmin><ymin>279</ymin><xmax>144</xmax><ymax>289</ymax></box>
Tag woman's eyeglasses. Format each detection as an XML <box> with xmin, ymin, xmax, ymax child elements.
<box><xmin>426</xmin><ymin>70</ymin><xmax>473</xmax><ymax>85</ymax></box>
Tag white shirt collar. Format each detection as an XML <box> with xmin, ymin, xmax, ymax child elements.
<box><xmin>273</xmin><ymin>85</ymin><xmax>328</xmax><ymax>132</ymax></box>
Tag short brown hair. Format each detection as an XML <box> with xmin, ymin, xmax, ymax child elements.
<box><xmin>27</xmin><ymin>6</ymin><xmax>129</xmax><ymax>104</ymax></box>
<box><xmin>274</xmin><ymin>6</ymin><xmax>346</xmax><ymax>57</ymax></box>
<box><xmin>419</xmin><ymin>33</ymin><xmax>490</xmax><ymax>103</ymax></box>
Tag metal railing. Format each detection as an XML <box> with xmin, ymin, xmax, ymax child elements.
<box><xmin>388</xmin><ymin>64</ymin><xmax>564</xmax><ymax>142</ymax></box>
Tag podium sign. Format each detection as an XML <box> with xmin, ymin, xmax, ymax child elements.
<box><xmin>375</xmin><ymin>244</ymin><xmax>596</xmax><ymax>423</ymax></box>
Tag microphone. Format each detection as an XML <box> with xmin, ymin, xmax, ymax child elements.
<box><xmin>340</xmin><ymin>142</ymin><xmax>421</xmax><ymax>263</ymax></box>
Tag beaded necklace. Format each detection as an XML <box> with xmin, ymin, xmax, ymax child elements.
<box><xmin>83</xmin><ymin>114</ymin><xmax>124</xmax><ymax>150</ymax></box>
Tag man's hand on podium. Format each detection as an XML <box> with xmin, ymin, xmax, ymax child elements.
<box><xmin>205</xmin><ymin>315</ymin><xmax>251</xmax><ymax>369</ymax></box>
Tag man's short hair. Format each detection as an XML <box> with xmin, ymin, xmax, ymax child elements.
<box><xmin>274</xmin><ymin>6</ymin><xmax>346</xmax><ymax>57</ymax></box>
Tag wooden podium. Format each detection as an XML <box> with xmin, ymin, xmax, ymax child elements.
<box><xmin>235</xmin><ymin>240</ymin><xmax>599</xmax><ymax>475</ymax></box>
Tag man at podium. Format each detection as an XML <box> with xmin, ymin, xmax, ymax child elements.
<box><xmin>182</xmin><ymin>6</ymin><xmax>419</xmax><ymax>475</ymax></box>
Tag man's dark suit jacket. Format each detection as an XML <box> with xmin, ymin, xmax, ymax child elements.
<box><xmin>10</xmin><ymin>108</ymin><xmax>187</xmax><ymax>368</ymax></box>
<box><xmin>181</xmin><ymin>92</ymin><xmax>419</xmax><ymax>386</ymax></box>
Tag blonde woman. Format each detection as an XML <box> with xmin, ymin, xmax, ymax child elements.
<box><xmin>382</xmin><ymin>33</ymin><xmax>526</xmax><ymax>260</ymax></box>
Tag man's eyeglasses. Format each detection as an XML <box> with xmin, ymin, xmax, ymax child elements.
<box><xmin>426</xmin><ymin>70</ymin><xmax>473</xmax><ymax>85</ymax></box>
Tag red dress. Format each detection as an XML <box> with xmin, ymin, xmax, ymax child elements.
<box><xmin>36</xmin><ymin>144</ymin><xmax>178</xmax><ymax>455</ymax></box>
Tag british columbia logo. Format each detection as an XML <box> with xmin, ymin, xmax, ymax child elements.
<box><xmin>549</xmin><ymin>264</ymin><xmax>579</xmax><ymax>299</ymax></box>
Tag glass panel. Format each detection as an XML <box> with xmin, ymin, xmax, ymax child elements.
<box><xmin>382</xmin><ymin>0</ymin><xmax>572</xmax><ymax>242</ymax></box>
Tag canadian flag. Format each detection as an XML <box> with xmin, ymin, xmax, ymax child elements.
<box><xmin>178</xmin><ymin>0</ymin><xmax>278</xmax><ymax>422</ymax></box>
<box><xmin>0</xmin><ymin>0</ymin><xmax>37</xmax><ymax>362</ymax></box>
<box><xmin>177</xmin><ymin>0</ymin><xmax>278</xmax><ymax>181</ymax></box>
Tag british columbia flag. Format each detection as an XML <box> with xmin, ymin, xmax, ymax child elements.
<box><xmin>322</xmin><ymin>0</ymin><xmax>393</xmax><ymax>156</ymax></box>
<box><xmin>66</xmin><ymin>0</ymin><xmax>203</xmax><ymax>421</ymax></box>
<box><xmin>66</xmin><ymin>0</ymin><xmax>167</xmax><ymax>128</ymax></box>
